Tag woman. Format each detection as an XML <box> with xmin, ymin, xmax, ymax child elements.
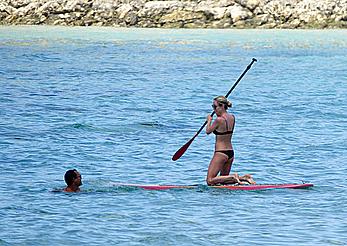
<box><xmin>206</xmin><ymin>96</ymin><xmax>255</xmax><ymax>186</ymax></box>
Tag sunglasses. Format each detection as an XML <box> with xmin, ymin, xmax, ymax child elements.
<box><xmin>212</xmin><ymin>104</ymin><xmax>222</xmax><ymax>110</ymax></box>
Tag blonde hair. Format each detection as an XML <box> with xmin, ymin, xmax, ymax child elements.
<box><xmin>214</xmin><ymin>96</ymin><xmax>232</xmax><ymax>109</ymax></box>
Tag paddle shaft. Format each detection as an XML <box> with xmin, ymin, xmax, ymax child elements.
<box><xmin>172</xmin><ymin>58</ymin><xmax>257</xmax><ymax>161</ymax></box>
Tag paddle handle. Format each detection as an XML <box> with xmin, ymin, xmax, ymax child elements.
<box><xmin>194</xmin><ymin>58</ymin><xmax>257</xmax><ymax>137</ymax></box>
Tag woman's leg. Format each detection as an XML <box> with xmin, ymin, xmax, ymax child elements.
<box><xmin>220</xmin><ymin>157</ymin><xmax>234</xmax><ymax>176</ymax></box>
<box><xmin>206</xmin><ymin>153</ymin><xmax>241</xmax><ymax>185</ymax></box>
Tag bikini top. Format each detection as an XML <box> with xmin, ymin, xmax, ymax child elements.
<box><xmin>213</xmin><ymin>115</ymin><xmax>234</xmax><ymax>136</ymax></box>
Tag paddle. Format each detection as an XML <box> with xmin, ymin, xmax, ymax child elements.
<box><xmin>172</xmin><ymin>58</ymin><xmax>257</xmax><ymax>161</ymax></box>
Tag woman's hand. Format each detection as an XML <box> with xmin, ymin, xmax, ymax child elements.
<box><xmin>206</xmin><ymin>114</ymin><xmax>214</xmax><ymax>135</ymax></box>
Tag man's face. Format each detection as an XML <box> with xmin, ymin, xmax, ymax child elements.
<box><xmin>74</xmin><ymin>171</ymin><xmax>82</xmax><ymax>186</ymax></box>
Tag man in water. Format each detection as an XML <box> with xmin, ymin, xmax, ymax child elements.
<box><xmin>64</xmin><ymin>169</ymin><xmax>82</xmax><ymax>192</ymax></box>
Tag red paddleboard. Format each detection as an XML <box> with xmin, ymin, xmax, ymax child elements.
<box><xmin>115</xmin><ymin>183</ymin><xmax>313</xmax><ymax>191</ymax></box>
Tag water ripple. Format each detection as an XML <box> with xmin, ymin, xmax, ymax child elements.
<box><xmin>0</xmin><ymin>27</ymin><xmax>347</xmax><ymax>246</ymax></box>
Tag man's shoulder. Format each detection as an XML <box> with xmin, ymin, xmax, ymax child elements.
<box><xmin>64</xmin><ymin>187</ymin><xmax>80</xmax><ymax>192</ymax></box>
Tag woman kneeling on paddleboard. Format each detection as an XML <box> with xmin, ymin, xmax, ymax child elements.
<box><xmin>206</xmin><ymin>96</ymin><xmax>255</xmax><ymax>186</ymax></box>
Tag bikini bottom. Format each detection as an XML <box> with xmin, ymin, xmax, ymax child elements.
<box><xmin>215</xmin><ymin>149</ymin><xmax>234</xmax><ymax>160</ymax></box>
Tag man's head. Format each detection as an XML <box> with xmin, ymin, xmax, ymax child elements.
<box><xmin>64</xmin><ymin>169</ymin><xmax>82</xmax><ymax>187</ymax></box>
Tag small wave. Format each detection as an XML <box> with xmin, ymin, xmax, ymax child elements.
<box><xmin>139</xmin><ymin>122</ymin><xmax>164</xmax><ymax>128</ymax></box>
<box><xmin>0</xmin><ymin>239</ymin><xmax>11</xmax><ymax>246</ymax></box>
<box><xmin>71</xmin><ymin>123</ymin><xmax>89</xmax><ymax>129</ymax></box>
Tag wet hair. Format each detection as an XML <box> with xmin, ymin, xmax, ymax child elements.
<box><xmin>64</xmin><ymin>169</ymin><xmax>78</xmax><ymax>186</ymax></box>
<box><xmin>214</xmin><ymin>96</ymin><xmax>232</xmax><ymax>109</ymax></box>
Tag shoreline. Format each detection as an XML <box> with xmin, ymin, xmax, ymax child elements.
<box><xmin>1</xmin><ymin>0</ymin><xmax>346</xmax><ymax>29</ymax></box>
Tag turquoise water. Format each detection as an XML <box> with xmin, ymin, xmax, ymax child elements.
<box><xmin>0</xmin><ymin>26</ymin><xmax>347</xmax><ymax>245</ymax></box>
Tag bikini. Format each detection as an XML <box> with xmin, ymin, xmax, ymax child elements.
<box><xmin>213</xmin><ymin>115</ymin><xmax>235</xmax><ymax>160</ymax></box>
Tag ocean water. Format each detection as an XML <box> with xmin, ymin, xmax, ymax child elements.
<box><xmin>0</xmin><ymin>26</ymin><xmax>346</xmax><ymax>245</ymax></box>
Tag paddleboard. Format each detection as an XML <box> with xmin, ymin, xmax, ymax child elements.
<box><xmin>115</xmin><ymin>183</ymin><xmax>313</xmax><ymax>191</ymax></box>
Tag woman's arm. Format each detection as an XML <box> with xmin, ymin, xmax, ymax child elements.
<box><xmin>206</xmin><ymin>115</ymin><xmax>220</xmax><ymax>135</ymax></box>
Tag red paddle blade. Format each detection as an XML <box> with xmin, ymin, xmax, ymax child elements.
<box><xmin>172</xmin><ymin>136</ymin><xmax>196</xmax><ymax>161</ymax></box>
